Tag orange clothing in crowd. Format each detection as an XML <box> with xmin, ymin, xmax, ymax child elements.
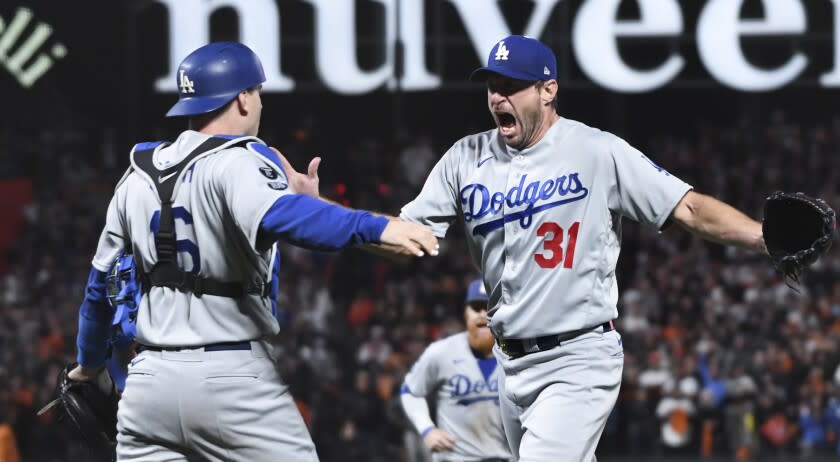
<box><xmin>348</xmin><ymin>297</ymin><xmax>375</xmax><ymax>328</ymax></box>
<box><xmin>0</xmin><ymin>424</ymin><xmax>20</xmax><ymax>462</ymax></box>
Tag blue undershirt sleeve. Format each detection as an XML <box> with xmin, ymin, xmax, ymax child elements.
<box><xmin>259</xmin><ymin>194</ymin><xmax>389</xmax><ymax>250</ymax></box>
<box><xmin>76</xmin><ymin>268</ymin><xmax>115</xmax><ymax>368</ymax></box>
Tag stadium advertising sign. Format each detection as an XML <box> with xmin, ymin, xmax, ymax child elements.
<box><xmin>154</xmin><ymin>0</ymin><xmax>840</xmax><ymax>94</ymax></box>
<box><xmin>0</xmin><ymin>7</ymin><xmax>67</xmax><ymax>89</ymax></box>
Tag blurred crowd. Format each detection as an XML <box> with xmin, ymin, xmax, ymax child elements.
<box><xmin>0</xmin><ymin>109</ymin><xmax>839</xmax><ymax>461</ymax></box>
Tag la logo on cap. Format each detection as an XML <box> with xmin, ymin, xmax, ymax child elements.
<box><xmin>494</xmin><ymin>40</ymin><xmax>509</xmax><ymax>61</ymax></box>
<box><xmin>179</xmin><ymin>69</ymin><xmax>195</xmax><ymax>94</ymax></box>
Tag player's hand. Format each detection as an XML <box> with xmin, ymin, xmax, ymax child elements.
<box><xmin>423</xmin><ymin>428</ymin><xmax>456</xmax><ymax>452</ymax></box>
<box><xmin>379</xmin><ymin>219</ymin><xmax>439</xmax><ymax>257</ymax></box>
<box><xmin>69</xmin><ymin>365</ymin><xmax>114</xmax><ymax>395</ymax></box>
<box><xmin>68</xmin><ymin>364</ymin><xmax>102</xmax><ymax>382</ymax></box>
<box><xmin>271</xmin><ymin>147</ymin><xmax>321</xmax><ymax>198</ymax></box>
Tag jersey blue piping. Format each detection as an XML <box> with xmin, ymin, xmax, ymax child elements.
<box><xmin>248</xmin><ymin>142</ymin><xmax>287</xmax><ymax>175</ymax></box>
<box><xmin>133</xmin><ymin>141</ymin><xmax>165</xmax><ymax>152</ymax></box>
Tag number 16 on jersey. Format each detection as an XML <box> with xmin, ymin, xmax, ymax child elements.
<box><xmin>150</xmin><ymin>206</ymin><xmax>201</xmax><ymax>273</ymax></box>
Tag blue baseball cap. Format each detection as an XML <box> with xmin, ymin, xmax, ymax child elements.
<box><xmin>470</xmin><ymin>35</ymin><xmax>557</xmax><ymax>82</ymax></box>
<box><xmin>465</xmin><ymin>278</ymin><xmax>489</xmax><ymax>304</ymax></box>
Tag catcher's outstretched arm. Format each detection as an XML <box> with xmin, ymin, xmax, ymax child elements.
<box><xmin>259</xmin><ymin>194</ymin><xmax>389</xmax><ymax>250</ymax></box>
<box><xmin>671</xmin><ymin>190</ymin><xmax>766</xmax><ymax>254</ymax></box>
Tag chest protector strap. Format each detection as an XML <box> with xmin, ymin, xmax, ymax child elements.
<box><xmin>132</xmin><ymin>137</ymin><xmax>269</xmax><ymax>298</ymax></box>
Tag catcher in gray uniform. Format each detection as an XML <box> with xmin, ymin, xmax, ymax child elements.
<box><xmin>397</xmin><ymin>35</ymin><xmax>767</xmax><ymax>461</ymax></box>
<box><xmin>401</xmin><ymin>278</ymin><xmax>512</xmax><ymax>462</ymax></box>
<box><xmin>67</xmin><ymin>41</ymin><xmax>437</xmax><ymax>462</ymax></box>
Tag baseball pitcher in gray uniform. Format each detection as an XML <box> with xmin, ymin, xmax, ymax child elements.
<box><xmin>68</xmin><ymin>42</ymin><xmax>437</xmax><ymax>462</ymax></box>
<box><xmin>401</xmin><ymin>278</ymin><xmax>512</xmax><ymax>462</ymax></box>
<box><xmin>398</xmin><ymin>35</ymin><xmax>767</xmax><ymax>461</ymax></box>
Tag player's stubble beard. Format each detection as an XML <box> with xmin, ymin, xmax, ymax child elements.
<box><xmin>497</xmin><ymin>91</ymin><xmax>545</xmax><ymax>151</ymax></box>
<box><xmin>510</xmin><ymin>108</ymin><xmax>543</xmax><ymax>151</ymax></box>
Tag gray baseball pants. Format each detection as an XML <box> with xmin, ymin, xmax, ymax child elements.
<box><xmin>116</xmin><ymin>339</ymin><xmax>318</xmax><ymax>462</ymax></box>
<box><xmin>496</xmin><ymin>328</ymin><xmax>624</xmax><ymax>462</ymax></box>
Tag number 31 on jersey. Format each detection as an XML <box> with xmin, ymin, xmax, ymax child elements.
<box><xmin>534</xmin><ymin>221</ymin><xmax>580</xmax><ymax>269</ymax></box>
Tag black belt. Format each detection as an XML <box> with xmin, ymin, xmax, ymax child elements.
<box><xmin>136</xmin><ymin>341</ymin><xmax>252</xmax><ymax>353</ymax></box>
<box><xmin>496</xmin><ymin>321</ymin><xmax>615</xmax><ymax>358</ymax></box>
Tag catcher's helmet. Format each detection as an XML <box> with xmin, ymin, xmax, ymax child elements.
<box><xmin>165</xmin><ymin>41</ymin><xmax>266</xmax><ymax>117</ymax></box>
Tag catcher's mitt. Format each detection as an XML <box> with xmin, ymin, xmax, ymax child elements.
<box><xmin>763</xmin><ymin>191</ymin><xmax>836</xmax><ymax>284</ymax></box>
<box><xmin>38</xmin><ymin>364</ymin><xmax>118</xmax><ymax>461</ymax></box>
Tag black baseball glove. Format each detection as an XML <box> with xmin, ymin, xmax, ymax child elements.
<box><xmin>763</xmin><ymin>191</ymin><xmax>836</xmax><ymax>284</ymax></box>
<box><xmin>38</xmin><ymin>364</ymin><xmax>118</xmax><ymax>461</ymax></box>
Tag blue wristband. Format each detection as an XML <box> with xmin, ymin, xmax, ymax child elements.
<box><xmin>420</xmin><ymin>426</ymin><xmax>435</xmax><ymax>437</ymax></box>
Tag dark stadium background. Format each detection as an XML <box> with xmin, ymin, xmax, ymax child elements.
<box><xmin>2</xmin><ymin>1</ymin><xmax>840</xmax><ymax>461</ymax></box>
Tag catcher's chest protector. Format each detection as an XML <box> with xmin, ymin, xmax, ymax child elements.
<box><xmin>131</xmin><ymin>137</ymin><xmax>269</xmax><ymax>298</ymax></box>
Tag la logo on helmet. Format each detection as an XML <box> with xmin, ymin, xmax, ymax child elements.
<box><xmin>179</xmin><ymin>69</ymin><xmax>195</xmax><ymax>93</ymax></box>
<box><xmin>494</xmin><ymin>41</ymin><xmax>509</xmax><ymax>61</ymax></box>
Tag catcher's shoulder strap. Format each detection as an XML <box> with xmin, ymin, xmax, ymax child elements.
<box><xmin>129</xmin><ymin>136</ymin><xmax>269</xmax><ymax>298</ymax></box>
<box><xmin>113</xmin><ymin>142</ymin><xmax>171</xmax><ymax>191</ymax></box>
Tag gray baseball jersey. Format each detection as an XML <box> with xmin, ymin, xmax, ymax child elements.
<box><xmin>401</xmin><ymin>117</ymin><xmax>691</xmax><ymax>339</ymax></box>
<box><xmin>403</xmin><ymin>332</ymin><xmax>510</xmax><ymax>461</ymax></box>
<box><xmin>91</xmin><ymin>130</ymin><xmax>288</xmax><ymax>346</ymax></box>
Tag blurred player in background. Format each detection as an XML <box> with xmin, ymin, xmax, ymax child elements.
<box><xmin>401</xmin><ymin>278</ymin><xmax>511</xmax><ymax>462</ymax></box>
<box><xmin>67</xmin><ymin>41</ymin><xmax>437</xmax><ymax>462</ymax></box>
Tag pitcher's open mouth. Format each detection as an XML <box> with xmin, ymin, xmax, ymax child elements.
<box><xmin>496</xmin><ymin>112</ymin><xmax>517</xmax><ymax>137</ymax></box>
